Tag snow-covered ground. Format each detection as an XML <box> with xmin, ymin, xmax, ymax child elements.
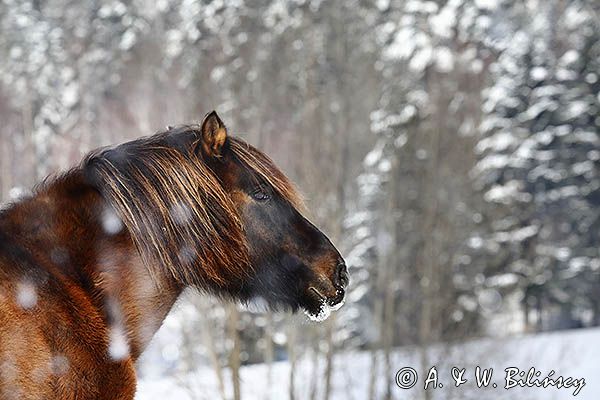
<box><xmin>137</xmin><ymin>327</ymin><xmax>600</xmax><ymax>399</ymax></box>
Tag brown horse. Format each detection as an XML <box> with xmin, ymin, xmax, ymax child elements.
<box><xmin>0</xmin><ymin>111</ymin><xmax>348</xmax><ymax>399</ymax></box>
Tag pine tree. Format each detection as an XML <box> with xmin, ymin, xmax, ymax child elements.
<box><xmin>473</xmin><ymin>0</ymin><xmax>600</xmax><ymax>330</ymax></box>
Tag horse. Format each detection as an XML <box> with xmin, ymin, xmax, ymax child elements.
<box><xmin>0</xmin><ymin>111</ymin><xmax>348</xmax><ymax>399</ymax></box>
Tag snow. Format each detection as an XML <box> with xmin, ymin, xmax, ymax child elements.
<box><xmin>585</xmin><ymin>73</ymin><xmax>598</xmax><ymax>84</ymax></box>
<box><xmin>475</xmin><ymin>131</ymin><xmax>518</xmax><ymax>153</ymax></box>
<box><xmin>474</xmin><ymin>154</ymin><xmax>511</xmax><ymax>172</ymax></box>
<box><xmin>61</xmin><ymin>82</ymin><xmax>79</xmax><ymax>108</ymax></box>
<box><xmin>372</xmin><ymin>105</ymin><xmax>417</xmax><ymax>133</ymax></box>
<box><xmin>409</xmin><ymin>46</ymin><xmax>433</xmax><ymax>72</ymax></box>
<box><xmin>474</xmin><ymin>0</ymin><xmax>500</xmax><ymax>11</ymax></box>
<box><xmin>434</xmin><ymin>46</ymin><xmax>454</xmax><ymax>72</ymax></box>
<box><xmin>210</xmin><ymin>66</ymin><xmax>226</xmax><ymax>82</ymax></box>
<box><xmin>564</xmin><ymin>5</ymin><xmax>590</xmax><ymax>29</ymax></box>
<box><xmin>119</xmin><ymin>30</ymin><xmax>137</xmax><ymax>51</ymax></box>
<box><xmin>383</xmin><ymin>28</ymin><xmax>416</xmax><ymax>60</ymax></box>
<box><xmin>51</xmin><ymin>355</ymin><xmax>70</xmax><ymax>376</ymax></box>
<box><xmin>169</xmin><ymin>203</ymin><xmax>192</xmax><ymax>225</ymax></box>
<box><xmin>378</xmin><ymin>159</ymin><xmax>392</xmax><ymax>173</ymax></box>
<box><xmin>486</xmin><ymin>273</ymin><xmax>519</xmax><ymax>288</ymax></box>
<box><xmin>15</xmin><ymin>281</ymin><xmax>37</xmax><ymax>310</ymax></box>
<box><xmin>530</xmin><ymin>66</ymin><xmax>547</xmax><ymax>81</ymax></box>
<box><xmin>304</xmin><ymin>292</ymin><xmax>344</xmax><ymax>322</ymax></box>
<box><xmin>405</xmin><ymin>0</ymin><xmax>438</xmax><ymax>14</ymax></box>
<box><xmin>137</xmin><ymin>327</ymin><xmax>600</xmax><ymax>399</ymax></box>
<box><xmin>572</xmin><ymin>161</ymin><xmax>594</xmax><ymax>176</ymax></box>
<box><xmin>108</xmin><ymin>326</ymin><xmax>130</xmax><ymax>361</ymax></box>
<box><xmin>556</xmin><ymin>68</ymin><xmax>578</xmax><ymax>81</ymax></box>
<box><xmin>101</xmin><ymin>207</ymin><xmax>124</xmax><ymax>235</ymax></box>
<box><xmin>375</xmin><ymin>0</ymin><xmax>389</xmax><ymax>11</ymax></box>
<box><xmin>429</xmin><ymin>5</ymin><xmax>456</xmax><ymax>39</ymax></box>
<box><xmin>493</xmin><ymin>225</ymin><xmax>538</xmax><ymax>243</ymax></box>
<box><xmin>98</xmin><ymin>2</ymin><xmax>127</xmax><ymax>18</ymax></box>
<box><xmin>347</xmin><ymin>283</ymin><xmax>369</xmax><ymax>302</ymax></box>
<box><xmin>563</xmin><ymin>101</ymin><xmax>589</xmax><ymax>120</ymax></box>
<box><xmin>364</xmin><ymin>142</ymin><xmax>384</xmax><ymax>167</ymax></box>
<box><xmin>572</xmin><ymin>130</ymin><xmax>598</xmax><ymax>144</ymax></box>
<box><xmin>8</xmin><ymin>187</ymin><xmax>28</xmax><ymax>201</ymax></box>
<box><xmin>484</xmin><ymin>181</ymin><xmax>532</xmax><ymax>204</ymax></box>
<box><xmin>458</xmin><ymin>294</ymin><xmax>478</xmax><ymax>311</ymax></box>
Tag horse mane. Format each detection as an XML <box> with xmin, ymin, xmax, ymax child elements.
<box><xmin>82</xmin><ymin>126</ymin><xmax>301</xmax><ymax>289</ymax></box>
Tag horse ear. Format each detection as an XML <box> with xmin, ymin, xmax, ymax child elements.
<box><xmin>199</xmin><ymin>111</ymin><xmax>228</xmax><ymax>158</ymax></box>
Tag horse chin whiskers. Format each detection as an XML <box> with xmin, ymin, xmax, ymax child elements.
<box><xmin>304</xmin><ymin>286</ymin><xmax>344</xmax><ymax>322</ymax></box>
<box><xmin>309</xmin><ymin>286</ymin><xmax>327</xmax><ymax>302</ymax></box>
<box><xmin>309</xmin><ymin>284</ymin><xmax>345</xmax><ymax>306</ymax></box>
<box><xmin>303</xmin><ymin>298</ymin><xmax>332</xmax><ymax>322</ymax></box>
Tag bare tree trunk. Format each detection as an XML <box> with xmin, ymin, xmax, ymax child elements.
<box><xmin>322</xmin><ymin>315</ymin><xmax>336</xmax><ymax>400</ymax></box>
<box><xmin>417</xmin><ymin>73</ymin><xmax>443</xmax><ymax>400</ymax></box>
<box><xmin>287</xmin><ymin>321</ymin><xmax>297</xmax><ymax>400</ymax></box>
<box><xmin>178</xmin><ymin>323</ymin><xmax>210</xmax><ymax>400</ymax></box>
<box><xmin>383</xmin><ymin>261</ymin><xmax>396</xmax><ymax>400</ymax></box>
<box><xmin>368</xmin><ymin>348</ymin><xmax>380</xmax><ymax>400</ymax></box>
<box><xmin>227</xmin><ymin>304</ymin><xmax>241</xmax><ymax>400</ymax></box>
<box><xmin>198</xmin><ymin>299</ymin><xmax>227</xmax><ymax>400</ymax></box>
<box><xmin>309</xmin><ymin>337</ymin><xmax>321</xmax><ymax>400</ymax></box>
<box><xmin>369</xmin><ymin>248</ymin><xmax>387</xmax><ymax>400</ymax></box>
<box><xmin>536</xmin><ymin>296</ymin><xmax>543</xmax><ymax>331</ymax></box>
<box><xmin>264</xmin><ymin>312</ymin><xmax>274</xmax><ymax>400</ymax></box>
<box><xmin>523</xmin><ymin>293</ymin><xmax>531</xmax><ymax>332</ymax></box>
<box><xmin>383</xmin><ymin>156</ymin><xmax>398</xmax><ymax>400</ymax></box>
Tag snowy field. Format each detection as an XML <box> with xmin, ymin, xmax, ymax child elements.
<box><xmin>136</xmin><ymin>327</ymin><xmax>600</xmax><ymax>400</ymax></box>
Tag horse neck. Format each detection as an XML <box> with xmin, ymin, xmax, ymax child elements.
<box><xmin>1</xmin><ymin>171</ymin><xmax>183</xmax><ymax>359</ymax></box>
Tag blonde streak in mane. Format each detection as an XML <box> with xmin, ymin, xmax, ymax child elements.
<box><xmin>134</xmin><ymin>154</ymin><xmax>227</xmax><ymax>284</ymax></box>
<box><xmin>92</xmin><ymin>162</ymin><xmax>169</xmax><ymax>286</ymax></box>
<box><xmin>170</xmin><ymin>168</ymin><xmax>221</xmax><ymax>241</ymax></box>
<box><xmin>145</xmin><ymin>150</ymin><xmax>247</xmax><ymax>282</ymax></box>
<box><xmin>183</xmin><ymin>155</ymin><xmax>247</xmax><ymax>250</ymax></box>
<box><xmin>113</xmin><ymin>167</ymin><xmax>173</xmax><ymax>285</ymax></box>
<box><xmin>98</xmin><ymin>156</ymin><xmax>188</xmax><ymax>285</ymax></box>
<box><xmin>157</xmin><ymin>151</ymin><xmax>217</xmax><ymax>227</ymax></box>
<box><xmin>95</xmin><ymin>160</ymin><xmax>150</xmax><ymax>242</ymax></box>
<box><xmin>152</xmin><ymin>160</ymin><xmax>230</xmax><ymax>281</ymax></box>
<box><xmin>99</xmin><ymin>160</ymin><xmax>144</xmax><ymax>236</ymax></box>
<box><xmin>163</xmin><ymin>155</ymin><xmax>238</xmax><ymax>256</ymax></box>
<box><xmin>140</xmin><ymin>160</ymin><xmax>191</xmax><ymax>230</ymax></box>
<box><xmin>130</xmin><ymin>167</ymin><xmax>180</xmax><ymax>269</ymax></box>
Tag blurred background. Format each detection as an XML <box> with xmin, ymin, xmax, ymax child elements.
<box><xmin>0</xmin><ymin>0</ymin><xmax>599</xmax><ymax>399</ymax></box>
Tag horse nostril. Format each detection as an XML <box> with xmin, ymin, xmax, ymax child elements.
<box><xmin>334</xmin><ymin>262</ymin><xmax>349</xmax><ymax>289</ymax></box>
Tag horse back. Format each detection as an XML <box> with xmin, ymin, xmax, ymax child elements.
<box><xmin>0</xmin><ymin>202</ymin><xmax>137</xmax><ymax>399</ymax></box>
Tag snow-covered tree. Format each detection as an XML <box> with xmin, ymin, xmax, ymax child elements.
<box><xmin>473</xmin><ymin>0</ymin><xmax>600</xmax><ymax>330</ymax></box>
<box><xmin>0</xmin><ymin>0</ymin><xmax>145</xmax><ymax>178</ymax></box>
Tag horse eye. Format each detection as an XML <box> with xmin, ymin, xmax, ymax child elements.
<box><xmin>251</xmin><ymin>188</ymin><xmax>270</xmax><ymax>202</ymax></box>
